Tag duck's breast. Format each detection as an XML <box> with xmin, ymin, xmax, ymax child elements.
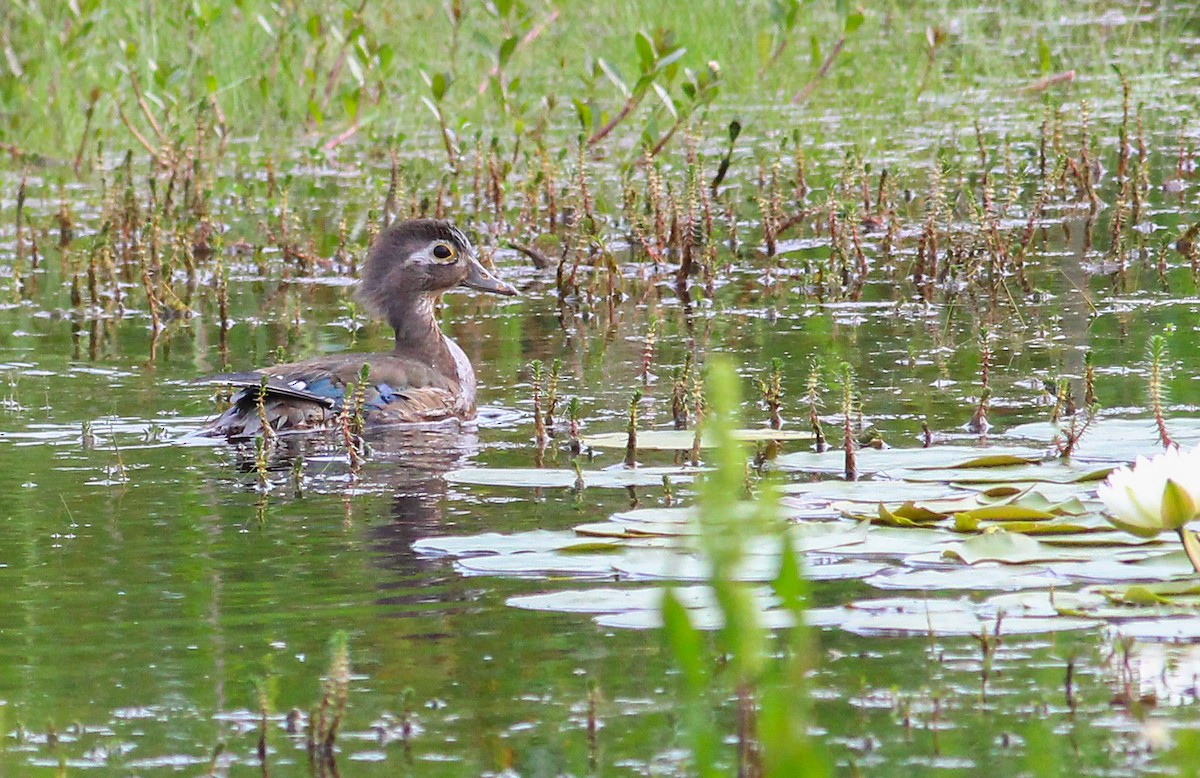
<box><xmin>444</xmin><ymin>336</ymin><xmax>476</xmax><ymax>411</ymax></box>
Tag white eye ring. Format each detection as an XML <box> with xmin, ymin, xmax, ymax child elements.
<box><xmin>432</xmin><ymin>242</ymin><xmax>456</xmax><ymax>262</ymax></box>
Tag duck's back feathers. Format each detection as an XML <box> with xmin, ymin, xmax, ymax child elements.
<box><xmin>199</xmin><ymin>353</ymin><xmax>474</xmax><ymax>438</ymax></box>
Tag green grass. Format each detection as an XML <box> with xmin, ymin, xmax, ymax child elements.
<box><xmin>1</xmin><ymin>1</ymin><xmax>1195</xmax><ymax>163</ymax></box>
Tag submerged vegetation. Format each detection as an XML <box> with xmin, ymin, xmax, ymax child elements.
<box><xmin>2</xmin><ymin>0</ymin><xmax>1200</xmax><ymax>775</ymax></box>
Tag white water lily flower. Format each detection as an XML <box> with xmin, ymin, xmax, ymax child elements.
<box><xmin>1098</xmin><ymin>446</ymin><xmax>1200</xmax><ymax>538</ymax></box>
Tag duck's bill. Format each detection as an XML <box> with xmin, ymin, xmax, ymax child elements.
<box><xmin>462</xmin><ymin>256</ymin><xmax>518</xmax><ymax>296</ymax></box>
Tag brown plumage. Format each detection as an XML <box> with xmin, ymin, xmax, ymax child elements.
<box><xmin>199</xmin><ymin>219</ymin><xmax>516</xmax><ymax>438</ymax></box>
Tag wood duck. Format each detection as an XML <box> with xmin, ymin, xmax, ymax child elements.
<box><xmin>201</xmin><ymin>219</ymin><xmax>516</xmax><ymax>438</ymax></box>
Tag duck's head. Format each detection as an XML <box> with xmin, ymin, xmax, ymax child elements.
<box><xmin>358</xmin><ymin>220</ymin><xmax>517</xmax><ymax>315</ymax></box>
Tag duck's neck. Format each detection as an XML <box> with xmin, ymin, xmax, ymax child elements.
<box><xmin>389</xmin><ymin>294</ymin><xmax>464</xmax><ymax>382</ymax></box>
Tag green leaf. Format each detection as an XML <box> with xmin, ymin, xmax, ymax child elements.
<box><xmin>572</xmin><ymin>98</ymin><xmax>592</xmax><ymax>131</ymax></box>
<box><xmin>784</xmin><ymin>0</ymin><xmax>801</xmax><ymax>28</ymax></box>
<box><xmin>342</xmin><ymin>88</ymin><xmax>360</xmax><ymax>121</ymax></box>
<box><xmin>1037</xmin><ymin>35</ymin><xmax>1052</xmax><ymax>73</ymax></box>
<box><xmin>757</xmin><ymin>31</ymin><xmax>773</xmax><ymax>66</ymax></box>
<box><xmin>661</xmin><ymin>589</ymin><xmax>705</xmax><ymax>685</ymax></box>
<box><xmin>771</xmin><ymin>534</ymin><xmax>806</xmax><ymax>614</ymax></box>
<box><xmin>844</xmin><ymin>11</ymin><xmax>865</xmax><ymax>34</ymax></box>
<box><xmin>498</xmin><ymin>35</ymin><xmax>518</xmax><ymax>67</ymax></box>
<box><xmin>1116</xmin><ymin>585</ymin><xmax>1171</xmax><ymax>605</ymax></box>
<box><xmin>430</xmin><ymin>71</ymin><xmax>451</xmax><ymax>102</ymax></box>
<box><xmin>839</xmin><ymin>503</ymin><xmax>943</xmax><ymax>528</ymax></box>
<box><xmin>306</xmin><ymin>13</ymin><xmax>321</xmax><ymax>38</ymax></box>
<box><xmin>488</xmin><ymin>74</ymin><xmax>506</xmax><ymax>107</ymax></box>
<box><xmin>631</xmin><ymin>73</ymin><xmax>655</xmax><ymax>97</ymax></box>
<box><xmin>953</xmin><ymin>505</ymin><xmax>1058</xmax><ymax>522</ymax></box>
<box><xmin>555</xmin><ymin>542</ymin><xmax>626</xmax><ymax>555</ymax></box>
<box><xmin>635</xmin><ymin>31</ymin><xmax>656</xmax><ymax>72</ymax></box>
<box><xmin>377</xmin><ymin>43</ymin><xmax>394</xmax><ymax>71</ymax></box>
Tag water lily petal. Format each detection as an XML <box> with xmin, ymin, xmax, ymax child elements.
<box><xmin>1098</xmin><ymin>445</ymin><xmax>1200</xmax><ymax>538</ymax></box>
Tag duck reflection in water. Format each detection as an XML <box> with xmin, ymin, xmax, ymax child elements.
<box><xmin>227</xmin><ymin>421</ymin><xmax>485</xmax><ymax>580</ymax></box>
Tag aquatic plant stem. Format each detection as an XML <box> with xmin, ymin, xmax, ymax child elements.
<box><xmin>791</xmin><ymin>36</ymin><xmax>846</xmax><ymax>105</ymax></box>
<box><xmin>1177</xmin><ymin>527</ymin><xmax>1200</xmax><ymax>575</ymax></box>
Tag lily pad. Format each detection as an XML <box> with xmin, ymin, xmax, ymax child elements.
<box><xmin>808</xmin><ymin>597</ymin><xmax>1096</xmax><ymax>637</ymax></box>
<box><xmin>582</xmin><ymin>428</ymin><xmax>811</xmax><ymax>450</ymax></box>
<box><xmin>818</xmin><ymin>526</ymin><xmax>958</xmax><ymax>559</ymax></box>
<box><xmin>445</xmin><ymin>465</ymin><xmax>705</xmax><ymax>488</ymax></box>
<box><xmin>611</xmin><ymin>549</ymin><xmax>884</xmax><ymax>583</ymax></box>
<box><xmin>453</xmin><ymin>550</ymin><xmax>636</xmax><ymax>578</ymax></box>
<box><xmin>1004</xmin><ymin>417</ymin><xmax>1200</xmax><ymax>463</ymax></box>
<box><xmin>413</xmin><ymin>530</ymin><xmax>581</xmax><ymax>557</ymax></box>
<box><xmin>864</xmin><ymin>565</ymin><xmax>1068</xmax><ymax>591</ymax></box>
<box><xmin>839</xmin><ymin>502</ymin><xmax>947</xmax><ymax>528</ymax></box>
<box><xmin>594</xmin><ymin>606</ymin><xmax>798</xmax><ymax>631</ymax></box>
<box><xmin>883</xmin><ymin>462</ymin><xmax>1112</xmax><ymax>485</ymax></box>
<box><xmin>1114</xmin><ymin>617</ymin><xmax>1200</xmax><ymax>642</ymax></box>
<box><xmin>506</xmin><ymin>585</ymin><xmax>715</xmax><ymax>614</ymax></box>
<box><xmin>573</xmin><ymin>521</ymin><xmax>694</xmax><ymax>538</ymax></box>
<box><xmin>781</xmin><ymin>480</ymin><xmax>969</xmax><ymax>503</ymax></box>
<box><xmin>775</xmin><ymin>444</ymin><xmax>1046</xmax><ymax>476</ymax></box>
<box><xmin>1057</xmin><ymin>552</ymin><xmax>1200</xmax><ymax>584</ymax></box>
<box><xmin>942</xmin><ymin>531</ymin><xmax>1124</xmax><ymax>565</ymax></box>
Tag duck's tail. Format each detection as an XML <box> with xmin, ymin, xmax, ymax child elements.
<box><xmin>196</xmin><ymin>373</ymin><xmax>340</xmax><ymax>439</ymax></box>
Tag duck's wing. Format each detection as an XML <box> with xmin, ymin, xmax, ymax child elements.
<box><xmin>197</xmin><ymin>355</ymin><xmax>467</xmax><ymax>438</ymax></box>
<box><xmin>199</xmin><ymin>372</ymin><xmax>341</xmax><ymax>406</ymax></box>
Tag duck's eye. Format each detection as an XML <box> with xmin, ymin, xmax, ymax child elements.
<box><xmin>432</xmin><ymin>243</ymin><xmax>455</xmax><ymax>261</ymax></box>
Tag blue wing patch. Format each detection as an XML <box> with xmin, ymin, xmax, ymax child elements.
<box><xmin>366</xmin><ymin>382</ymin><xmax>397</xmax><ymax>411</ymax></box>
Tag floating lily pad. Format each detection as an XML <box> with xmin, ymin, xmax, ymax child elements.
<box><xmin>513</xmin><ymin>583</ymin><xmax>798</xmax><ymax>631</ymax></box>
<box><xmin>611</xmin><ymin>549</ymin><xmax>884</xmax><ymax>583</ymax></box>
<box><xmin>453</xmin><ymin>550</ymin><xmax>636</xmax><ymax>578</ymax></box>
<box><xmin>594</xmin><ymin>606</ymin><xmax>798</xmax><ymax>631</ymax></box>
<box><xmin>781</xmin><ymin>480</ymin><xmax>969</xmax><ymax>503</ymax></box>
<box><xmin>1004</xmin><ymin>417</ymin><xmax>1200</xmax><ymax>463</ymax></box>
<box><xmin>942</xmin><ymin>531</ymin><xmax>1113</xmax><ymax>565</ymax></box>
<box><xmin>970</xmin><ymin>482</ymin><xmax>1099</xmax><ymax>505</ymax></box>
<box><xmin>819</xmin><ymin>526</ymin><xmax>958</xmax><ymax>559</ymax></box>
<box><xmin>839</xmin><ymin>501</ymin><xmax>947</xmax><ymax>528</ymax></box>
<box><xmin>1091</xmin><ymin>581</ymin><xmax>1200</xmax><ymax>610</ymax></box>
<box><xmin>864</xmin><ymin>565</ymin><xmax>1067</xmax><ymax>591</ymax></box>
<box><xmin>808</xmin><ymin>598</ymin><xmax>1097</xmax><ymax>637</ymax></box>
<box><xmin>413</xmin><ymin>530</ymin><xmax>581</xmax><ymax>557</ymax></box>
<box><xmin>775</xmin><ymin>445</ymin><xmax>1047</xmax><ymax>476</ymax></box>
<box><xmin>981</xmin><ymin>590</ymin><xmax>1111</xmax><ymax>619</ymax></box>
<box><xmin>506</xmin><ymin>585</ymin><xmax>714</xmax><ymax>614</ymax></box>
<box><xmin>1056</xmin><ymin>552</ymin><xmax>1200</xmax><ymax>584</ymax></box>
<box><xmin>573</xmin><ymin>520</ymin><xmax>694</xmax><ymax>538</ymax></box>
<box><xmin>1114</xmin><ymin>617</ymin><xmax>1200</xmax><ymax>642</ymax></box>
<box><xmin>445</xmin><ymin>465</ymin><xmax>705</xmax><ymax>488</ymax></box>
<box><xmin>1038</xmin><ymin>530</ymin><xmax>1164</xmax><ymax>548</ymax></box>
<box><xmin>883</xmin><ymin>462</ymin><xmax>1112</xmax><ymax>484</ymax></box>
<box><xmin>582</xmin><ymin>428</ymin><xmax>811</xmax><ymax>450</ymax></box>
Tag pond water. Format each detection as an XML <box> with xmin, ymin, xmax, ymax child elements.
<box><xmin>2</xmin><ymin>201</ymin><xmax>1199</xmax><ymax>775</ymax></box>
